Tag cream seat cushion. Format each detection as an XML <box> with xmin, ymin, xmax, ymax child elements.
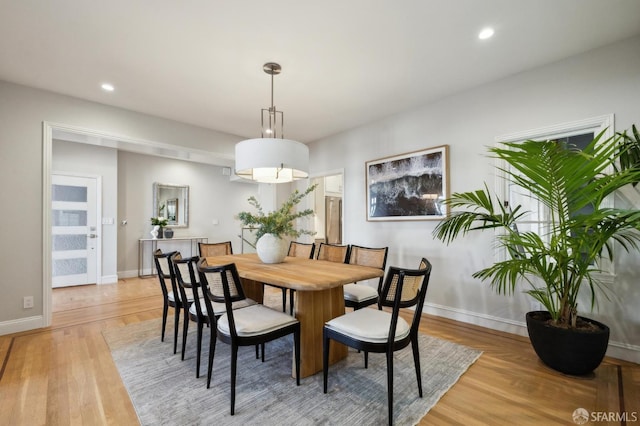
<box><xmin>217</xmin><ymin>304</ymin><xmax>298</xmax><ymax>337</ymax></box>
<box><xmin>343</xmin><ymin>283</ymin><xmax>378</xmax><ymax>302</ymax></box>
<box><xmin>168</xmin><ymin>290</ymin><xmax>194</xmax><ymax>303</ymax></box>
<box><xmin>325</xmin><ymin>308</ymin><xmax>410</xmax><ymax>343</ymax></box>
<box><xmin>189</xmin><ymin>298</ymin><xmax>256</xmax><ymax>317</ymax></box>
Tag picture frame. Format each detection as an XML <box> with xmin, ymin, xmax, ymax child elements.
<box><xmin>366</xmin><ymin>145</ymin><xmax>449</xmax><ymax>221</ymax></box>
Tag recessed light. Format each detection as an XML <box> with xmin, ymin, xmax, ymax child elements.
<box><xmin>101</xmin><ymin>83</ymin><xmax>115</xmax><ymax>92</ymax></box>
<box><xmin>478</xmin><ymin>27</ymin><xmax>494</xmax><ymax>40</ymax></box>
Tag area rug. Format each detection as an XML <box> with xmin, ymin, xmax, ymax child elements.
<box><xmin>103</xmin><ymin>318</ymin><xmax>481</xmax><ymax>425</ymax></box>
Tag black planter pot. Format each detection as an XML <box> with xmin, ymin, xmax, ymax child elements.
<box><xmin>526</xmin><ymin>311</ymin><xmax>610</xmax><ymax>376</ymax></box>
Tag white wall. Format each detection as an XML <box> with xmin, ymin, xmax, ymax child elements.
<box><xmin>308</xmin><ymin>36</ymin><xmax>640</xmax><ymax>362</ymax></box>
<box><xmin>52</xmin><ymin>140</ymin><xmax>119</xmax><ymax>283</ymax></box>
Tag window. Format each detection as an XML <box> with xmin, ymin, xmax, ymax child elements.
<box><xmin>495</xmin><ymin>115</ymin><xmax>615</xmax><ymax>280</ymax></box>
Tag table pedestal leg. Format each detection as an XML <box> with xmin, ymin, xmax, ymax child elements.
<box><xmin>294</xmin><ymin>286</ymin><xmax>347</xmax><ymax>378</ymax></box>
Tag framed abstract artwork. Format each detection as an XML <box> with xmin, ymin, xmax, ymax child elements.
<box><xmin>366</xmin><ymin>145</ymin><xmax>449</xmax><ymax>221</ymax></box>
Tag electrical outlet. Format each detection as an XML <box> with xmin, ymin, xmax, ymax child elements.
<box><xmin>23</xmin><ymin>296</ymin><xmax>34</xmax><ymax>309</ymax></box>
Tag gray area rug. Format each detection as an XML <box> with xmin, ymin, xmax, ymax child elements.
<box><xmin>103</xmin><ymin>318</ymin><xmax>481</xmax><ymax>425</ymax></box>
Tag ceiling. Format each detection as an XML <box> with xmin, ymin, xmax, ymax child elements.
<box><xmin>1</xmin><ymin>0</ymin><xmax>640</xmax><ymax>143</ymax></box>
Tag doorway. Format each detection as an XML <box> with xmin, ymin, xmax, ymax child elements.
<box><xmin>51</xmin><ymin>174</ymin><xmax>100</xmax><ymax>287</ymax></box>
<box><xmin>311</xmin><ymin>172</ymin><xmax>344</xmax><ymax>245</ymax></box>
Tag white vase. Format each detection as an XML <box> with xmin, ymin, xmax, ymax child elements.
<box><xmin>256</xmin><ymin>233</ymin><xmax>287</xmax><ymax>264</ymax></box>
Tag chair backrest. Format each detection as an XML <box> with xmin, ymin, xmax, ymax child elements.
<box><xmin>196</xmin><ymin>260</ymin><xmax>246</xmax><ymax>337</ymax></box>
<box><xmin>153</xmin><ymin>249</ymin><xmax>177</xmax><ymax>298</ymax></box>
<box><xmin>347</xmin><ymin>244</ymin><xmax>388</xmax><ymax>287</ymax></box>
<box><xmin>288</xmin><ymin>241</ymin><xmax>316</xmax><ymax>259</ymax></box>
<box><xmin>197</xmin><ymin>258</ymin><xmax>245</xmax><ymax>303</ymax></box>
<box><xmin>171</xmin><ymin>253</ymin><xmax>199</xmax><ymax>309</ymax></box>
<box><xmin>316</xmin><ymin>243</ymin><xmax>349</xmax><ymax>263</ymax></box>
<box><xmin>379</xmin><ymin>258</ymin><xmax>432</xmax><ymax>337</ymax></box>
<box><xmin>199</xmin><ymin>241</ymin><xmax>233</xmax><ymax>257</ymax></box>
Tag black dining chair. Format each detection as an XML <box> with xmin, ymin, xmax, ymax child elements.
<box><xmin>194</xmin><ymin>258</ymin><xmax>259</xmax><ymax>383</ymax></box>
<box><xmin>171</xmin><ymin>253</ymin><xmax>204</xmax><ymax>366</ymax></box>
<box><xmin>323</xmin><ymin>258</ymin><xmax>432</xmax><ymax>426</ymax></box>
<box><xmin>153</xmin><ymin>249</ymin><xmax>193</xmax><ymax>354</ymax></box>
<box><xmin>198</xmin><ymin>260</ymin><xmax>300</xmax><ymax>415</ymax></box>
<box><xmin>315</xmin><ymin>242</ymin><xmax>349</xmax><ymax>263</ymax></box>
<box><xmin>198</xmin><ymin>241</ymin><xmax>233</xmax><ymax>257</ymax></box>
<box><xmin>343</xmin><ymin>244</ymin><xmax>388</xmax><ymax>310</ymax></box>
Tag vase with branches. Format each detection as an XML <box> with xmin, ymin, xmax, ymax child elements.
<box><xmin>238</xmin><ymin>184</ymin><xmax>317</xmax><ymax>262</ymax></box>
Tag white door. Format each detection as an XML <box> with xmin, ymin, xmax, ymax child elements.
<box><xmin>51</xmin><ymin>174</ymin><xmax>99</xmax><ymax>287</ymax></box>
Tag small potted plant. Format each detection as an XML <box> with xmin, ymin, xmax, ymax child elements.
<box><xmin>150</xmin><ymin>216</ymin><xmax>168</xmax><ymax>239</ymax></box>
<box><xmin>432</xmin><ymin>126</ymin><xmax>640</xmax><ymax>375</ymax></box>
<box><xmin>237</xmin><ymin>184</ymin><xmax>317</xmax><ymax>263</ymax></box>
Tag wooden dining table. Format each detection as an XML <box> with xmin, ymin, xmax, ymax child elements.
<box><xmin>205</xmin><ymin>253</ymin><xmax>384</xmax><ymax>378</ymax></box>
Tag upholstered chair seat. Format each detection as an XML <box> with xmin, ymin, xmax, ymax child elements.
<box><xmin>167</xmin><ymin>290</ymin><xmax>194</xmax><ymax>304</ymax></box>
<box><xmin>342</xmin><ymin>283</ymin><xmax>378</xmax><ymax>303</ymax></box>
<box><xmin>217</xmin><ymin>304</ymin><xmax>299</xmax><ymax>337</ymax></box>
<box><xmin>188</xmin><ymin>297</ymin><xmax>256</xmax><ymax>318</ymax></box>
<box><xmin>325</xmin><ymin>308</ymin><xmax>410</xmax><ymax>343</ymax></box>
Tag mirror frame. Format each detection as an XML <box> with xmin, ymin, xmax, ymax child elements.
<box><xmin>153</xmin><ymin>182</ymin><xmax>189</xmax><ymax>228</ymax></box>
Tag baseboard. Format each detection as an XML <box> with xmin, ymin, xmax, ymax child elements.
<box><xmin>0</xmin><ymin>315</ymin><xmax>44</xmax><ymax>336</ymax></box>
<box><xmin>422</xmin><ymin>302</ymin><xmax>640</xmax><ymax>364</ymax></box>
<box><xmin>100</xmin><ymin>275</ymin><xmax>119</xmax><ymax>284</ymax></box>
<box><xmin>423</xmin><ymin>301</ymin><xmax>529</xmax><ymax>337</ymax></box>
<box><xmin>607</xmin><ymin>341</ymin><xmax>640</xmax><ymax>364</ymax></box>
<box><xmin>118</xmin><ymin>269</ymin><xmax>140</xmax><ymax>279</ymax></box>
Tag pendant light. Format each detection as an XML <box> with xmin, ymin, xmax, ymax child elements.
<box><xmin>235</xmin><ymin>62</ymin><xmax>309</xmax><ymax>183</ymax></box>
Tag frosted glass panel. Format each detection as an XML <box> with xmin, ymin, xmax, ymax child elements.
<box><xmin>53</xmin><ymin>210</ymin><xmax>87</xmax><ymax>226</ymax></box>
<box><xmin>53</xmin><ymin>235</ymin><xmax>87</xmax><ymax>251</ymax></box>
<box><xmin>52</xmin><ymin>184</ymin><xmax>87</xmax><ymax>202</ymax></box>
<box><xmin>53</xmin><ymin>258</ymin><xmax>87</xmax><ymax>277</ymax></box>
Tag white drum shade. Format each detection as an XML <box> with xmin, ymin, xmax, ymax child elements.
<box><xmin>235</xmin><ymin>138</ymin><xmax>309</xmax><ymax>183</ymax></box>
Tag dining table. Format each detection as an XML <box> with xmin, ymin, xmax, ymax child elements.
<box><xmin>205</xmin><ymin>253</ymin><xmax>385</xmax><ymax>378</ymax></box>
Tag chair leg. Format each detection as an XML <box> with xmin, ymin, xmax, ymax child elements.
<box><xmin>206</xmin><ymin>328</ymin><xmax>217</xmax><ymax>389</ymax></box>
<box><xmin>261</xmin><ymin>343</ymin><xmax>265</xmax><ymax>362</ymax></box>
<box><xmin>294</xmin><ymin>329</ymin><xmax>301</xmax><ymax>386</ymax></box>
<box><xmin>230</xmin><ymin>344</ymin><xmax>238</xmax><ymax>415</ymax></box>
<box><xmin>181</xmin><ymin>308</ymin><xmax>189</xmax><ymax>360</ymax></box>
<box><xmin>411</xmin><ymin>336</ymin><xmax>423</xmax><ymax>397</ymax></box>
<box><xmin>289</xmin><ymin>290</ymin><xmax>295</xmax><ymax>315</ymax></box>
<box><xmin>364</xmin><ymin>351</ymin><xmax>369</xmax><ymax>369</ymax></box>
<box><xmin>323</xmin><ymin>334</ymin><xmax>330</xmax><ymax>393</ymax></box>
<box><xmin>386</xmin><ymin>349</ymin><xmax>394</xmax><ymax>426</ymax></box>
<box><xmin>281</xmin><ymin>288</ymin><xmax>287</xmax><ymax>312</ymax></box>
<box><xmin>161</xmin><ymin>303</ymin><xmax>168</xmax><ymax>341</ymax></box>
<box><xmin>173</xmin><ymin>305</ymin><xmax>181</xmax><ymax>354</ymax></box>
<box><xmin>196</xmin><ymin>320</ymin><xmax>204</xmax><ymax>378</ymax></box>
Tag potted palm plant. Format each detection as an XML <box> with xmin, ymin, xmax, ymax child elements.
<box><xmin>237</xmin><ymin>184</ymin><xmax>317</xmax><ymax>263</ymax></box>
<box><xmin>433</xmin><ymin>126</ymin><xmax>640</xmax><ymax>375</ymax></box>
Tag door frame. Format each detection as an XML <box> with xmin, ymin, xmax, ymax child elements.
<box><xmin>51</xmin><ymin>172</ymin><xmax>102</xmax><ymax>287</ymax></box>
<box><xmin>309</xmin><ymin>168</ymin><xmax>345</xmax><ymax>245</ymax></box>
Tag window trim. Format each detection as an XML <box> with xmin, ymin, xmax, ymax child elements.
<box><xmin>494</xmin><ymin>114</ymin><xmax>615</xmax><ymax>283</ymax></box>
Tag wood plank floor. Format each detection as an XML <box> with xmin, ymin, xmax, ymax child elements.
<box><xmin>0</xmin><ymin>277</ymin><xmax>638</xmax><ymax>425</ymax></box>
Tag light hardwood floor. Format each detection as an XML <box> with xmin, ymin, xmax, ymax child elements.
<box><xmin>0</xmin><ymin>277</ymin><xmax>638</xmax><ymax>425</ymax></box>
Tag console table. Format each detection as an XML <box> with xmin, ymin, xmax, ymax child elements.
<box><xmin>138</xmin><ymin>236</ymin><xmax>208</xmax><ymax>277</ymax></box>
